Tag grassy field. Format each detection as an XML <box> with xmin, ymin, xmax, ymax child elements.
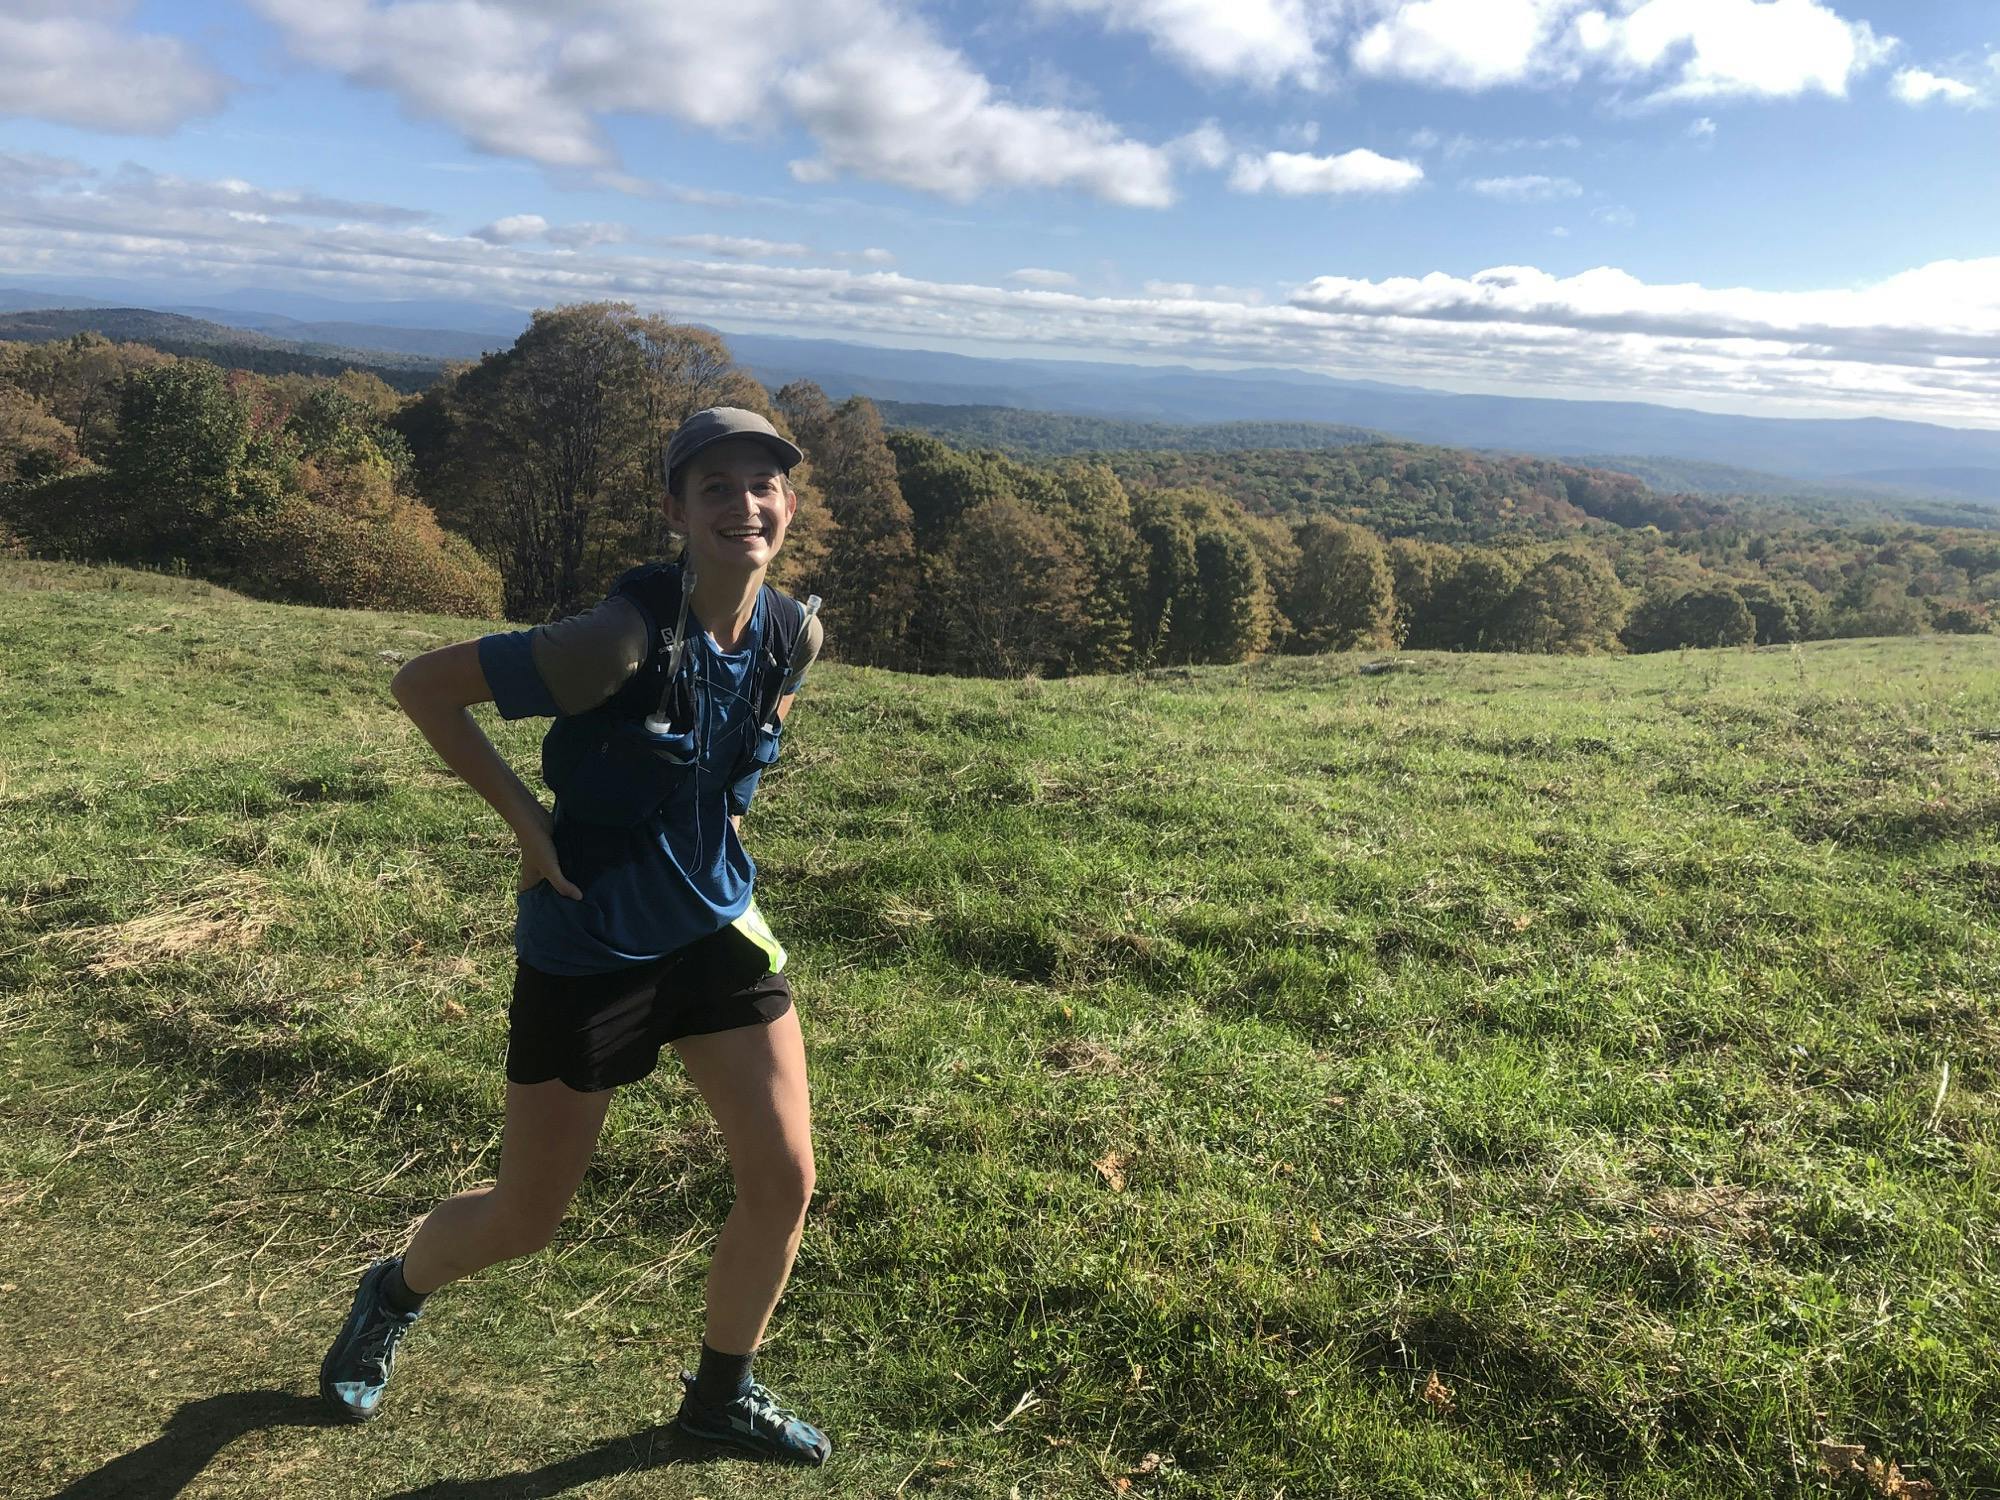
<box><xmin>2</xmin><ymin>558</ymin><xmax>1996</xmax><ymax>1500</ymax></box>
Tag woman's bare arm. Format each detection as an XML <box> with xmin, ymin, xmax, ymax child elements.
<box><xmin>391</xmin><ymin>640</ymin><xmax>581</xmax><ymax>898</ymax></box>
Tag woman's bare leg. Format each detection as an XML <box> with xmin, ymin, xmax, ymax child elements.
<box><xmin>400</xmin><ymin>1078</ymin><xmax>614</xmax><ymax>1293</ymax></box>
<box><xmin>673</xmin><ymin>1008</ymin><xmax>816</xmax><ymax>1353</ymax></box>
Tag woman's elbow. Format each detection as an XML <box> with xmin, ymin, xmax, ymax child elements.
<box><xmin>392</xmin><ymin>640</ymin><xmax>491</xmax><ymax>715</ymax></box>
<box><xmin>391</xmin><ymin>646</ymin><xmax>453</xmax><ymax>711</ymax></box>
<box><xmin>389</xmin><ymin>656</ymin><xmax>425</xmax><ymax>708</ymax></box>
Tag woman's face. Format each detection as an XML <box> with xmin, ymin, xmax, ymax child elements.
<box><xmin>666</xmin><ymin>437</ymin><xmax>797</xmax><ymax>577</ymax></box>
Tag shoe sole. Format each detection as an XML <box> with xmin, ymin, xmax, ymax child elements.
<box><xmin>674</xmin><ymin>1414</ymin><xmax>830</xmax><ymax>1467</ymax></box>
<box><xmin>319</xmin><ymin>1263</ymin><xmax>397</xmax><ymax>1424</ymax></box>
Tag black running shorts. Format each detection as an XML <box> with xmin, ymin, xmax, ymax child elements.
<box><xmin>506</xmin><ymin>921</ymin><xmax>793</xmax><ymax>1092</ymax></box>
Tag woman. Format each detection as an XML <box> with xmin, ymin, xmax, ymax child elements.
<box><xmin>317</xmin><ymin>407</ymin><xmax>831</xmax><ymax>1467</ymax></box>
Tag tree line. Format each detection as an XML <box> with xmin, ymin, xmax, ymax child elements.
<box><xmin>1</xmin><ymin>333</ymin><xmax>498</xmax><ymax>615</ymax></box>
<box><xmin>5</xmin><ymin>304</ymin><xmax>1996</xmax><ymax>672</ymax></box>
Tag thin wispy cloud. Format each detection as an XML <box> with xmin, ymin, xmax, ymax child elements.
<box><xmin>7</xmin><ymin>161</ymin><xmax>1997</xmax><ymax>429</ymax></box>
<box><xmin>1467</xmin><ymin>174</ymin><xmax>1584</xmax><ymax>202</ymax></box>
<box><xmin>662</xmin><ymin>234</ymin><xmax>814</xmax><ymax>260</ymax></box>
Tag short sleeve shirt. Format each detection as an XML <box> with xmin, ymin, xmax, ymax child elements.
<box><xmin>476</xmin><ymin>589</ymin><xmax>779</xmax><ymax>976</ymax></box>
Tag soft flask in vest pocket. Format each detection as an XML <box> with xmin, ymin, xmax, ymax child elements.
<box><xmin>540</xmin><ymin>682</ymin><xmax>698</xmax><ymax>829</ymax></box>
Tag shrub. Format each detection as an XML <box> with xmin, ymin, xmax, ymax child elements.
<box><xmin>225</xmin><ymin>495</ymin><xmax>501</xmax><ymax>618</ymax></box>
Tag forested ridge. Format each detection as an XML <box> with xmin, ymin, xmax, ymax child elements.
<box><xmin>5</xmin><ymin>304</ymin><xmax>1998</xmax><ymax>674</ymax></box>
<box><xmin>872</xmin><ymin>401</ymin><xmax>1382</xmax><ymax>457</ymax></box>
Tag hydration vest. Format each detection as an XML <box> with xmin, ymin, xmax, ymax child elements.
<box><xmin>540</xmin><ymin>561</ymin><xmax>819</xmax><ymax>828</ymax></box>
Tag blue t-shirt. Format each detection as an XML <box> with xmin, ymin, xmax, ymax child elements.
<box><xmin>477</xmin><ymin>590</ymin><xmax>774</xmax><ymax>976</ymax></box>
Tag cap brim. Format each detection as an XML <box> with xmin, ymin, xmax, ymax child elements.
<box><xmin>672</xmin><ymin>431</ymin><xmax>804</xmax><ymax>488</ymax></box>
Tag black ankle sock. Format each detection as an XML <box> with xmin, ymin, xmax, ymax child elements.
<box><xmin>695</xmin><ymin>1343</ymin><xmax>754</xmax><ymax>1404</ymax></box>
<box><xmin>382</xmin><ymin>1258</ymin><xmax>428</xmax><ymax>1315</ymax></box>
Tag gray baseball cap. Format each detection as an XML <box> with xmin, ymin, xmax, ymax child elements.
<box><xmin>665</xmin><ymin>406</ymin><xmax>803</xmax><ymax>493</ymax></box>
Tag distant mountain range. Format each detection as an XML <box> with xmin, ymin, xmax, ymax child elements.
<box><xmin>0</xmin><ymin>304</ymin><xmax>455</xmax><ymax>393</ymax></box>
<box><xmin>723</xmin><ymin>331</ymin><xmax>2000</xmax><ymax>503</ymax></box>
<box><xmin>3</xmin><ymin>280</ymin><xmax>1996</xmax><ymax>503</ymax></box>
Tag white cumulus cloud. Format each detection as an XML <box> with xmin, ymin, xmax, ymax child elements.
<box><xmin>0</xmin><ymin>3</ymin><xmax>230</xmax><ymax>133</ymax></box>
<box><xmin>1034</xmin><ymin>0</ymin><xmax>1325</xmax><ymax>87</ymax></box>
<box><xmin>1230</xmin><ymin>149</ymin><xmax>1425</xmax><ymax>195</ymax></box>
<box><xmin>1572</xmin><ymin>0</ymin><xmax>1895</xmax><ymax>102</ymax></box>
<box><xmin>1353</xmin><ymin>0</ymin><xmax>1574</xmax><ymax>90</ymax></box>
<box><xmin>1890</xmin><ymin>67</ymin><xmax>1982</xmax><ymax>107</ymax></box>
<box><xmin>1352</xmin><ymin>0</ymin><xmax>1894</xmax><ymax>102</ymax></box>
<box><xmin>249</xmin><ymin>0</ymin><xmax>1177</xmax><ymax>207</ymax></box>
<box><xmin>1171</xmin><ymin>122</ymin><xmax>1234</xmax><ymax>171</ymax></box>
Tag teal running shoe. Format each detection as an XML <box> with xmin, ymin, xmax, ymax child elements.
<box><xmin>319</xmin><ymin>1258</ymin><xmax>421</xmax><ymax>1422</ymax></box>
<box><xmin>674</xmin><ymin>1371</ymin><xmax>832</xmax><ymax>1466</ymax></box>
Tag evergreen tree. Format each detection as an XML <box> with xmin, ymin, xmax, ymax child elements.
<box><xmin>884</xmin><ymin>431</ymin><xmax>1015</xmax><ymax>547</ymax></box>
<box><xmin>1385</xmin><ymin>536</ymin><xmax>1454</xmax><ymax>647</ymax></box>
<box><xmin>1129</xmin><ymin>489</ymin><xmax>1200</xmax><ymax>665</ymax></box>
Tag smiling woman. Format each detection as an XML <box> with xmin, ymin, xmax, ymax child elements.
<box><xmin>315</xmin><ymin>405</ymin><xmax>834</xmax><ymax>1468</ymax></box>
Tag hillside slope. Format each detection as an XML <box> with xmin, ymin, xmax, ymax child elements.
<box><xmin>4</xmin><ymin>562</ymin><xmax>1996</xmax><ymax>1498</ymax></box>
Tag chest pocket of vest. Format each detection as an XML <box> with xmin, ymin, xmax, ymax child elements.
<box><xmin>542</xmin><ymin>717</ymin><xmax>695</xmax><ymax>828</ymax></box>
<box><xmin>744</xmin><ymin>722</ymin><xmax>783</xmax><ymax>772</ymax></box>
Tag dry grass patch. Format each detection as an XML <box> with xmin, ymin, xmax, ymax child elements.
<box><xmin>60</xmin><ymin>871</ymin><xmax>276</xmax><ymax>975</ymax></box>
<box><xmin>1648</xmin><ymin>1184</ymin><xmax>1775</xmax><ymax>1247</ymax></box>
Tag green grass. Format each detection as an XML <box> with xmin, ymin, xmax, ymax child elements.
<box><xmin>3</xmin><ymin>559</ymin><xmax>1996</xmax><ymax>1499</ymax></box>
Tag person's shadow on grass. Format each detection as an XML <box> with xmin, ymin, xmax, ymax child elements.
<box><xmin>48</xmin><ymin>1389</ymin><xmax>325</xmax><ymax>1499</ymax></box>
<box><xmin>47</xmin><ymin>1391</ymin><xmax>715</xmax><ymax>1499</ymax></box>
<box><xmin>378</xmin><ymin>1421</ymin><xmax>713</xmax><ymax>1499</ymax></box>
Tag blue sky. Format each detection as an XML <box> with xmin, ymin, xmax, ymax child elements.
<box><xmin>1</xmin><ymin>0</ymin><xmax>1996</xmax><ymax>426</ymax></box>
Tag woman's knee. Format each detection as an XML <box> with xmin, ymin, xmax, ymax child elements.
<box><xmin>734</xmin><ymin>1148</ymin><xmax>815</xmax><ymax>1224</ymax></box>
<box><xmin>482</xmin><ymin>1189</ymin><xmax>571</xmax><ymax>1260</ymax></box>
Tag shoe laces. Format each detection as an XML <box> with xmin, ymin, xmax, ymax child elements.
<box><xmin>354</xmin><ymin>1295</ymin><xmax>418</xmax><ymax>1378</ymax></box>
<box><xmin>739</xmin><ymin>1381</ymin><xmax>801</xmax><ymax>1432</ymax></box>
